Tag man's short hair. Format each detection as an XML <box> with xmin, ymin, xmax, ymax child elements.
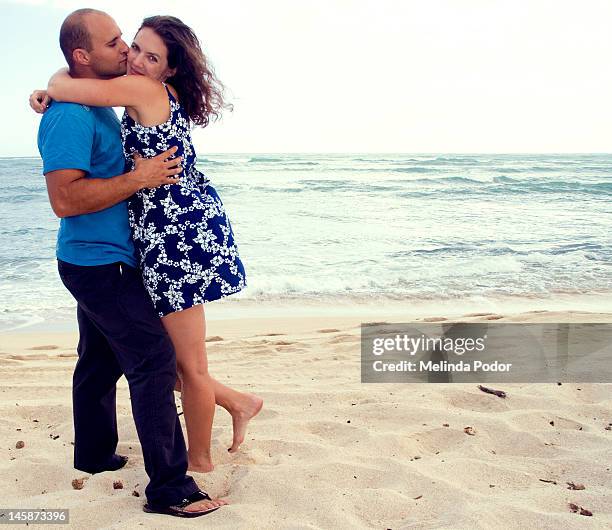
<box><xmin>59</xmin><ymin>8</ymin><xmax>106</xmax><ymax>69</ymax></box>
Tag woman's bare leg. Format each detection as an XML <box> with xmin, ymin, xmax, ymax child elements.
<box><xmin>162</xmin><ymin>304</ymin><xmax>215</xmax><ymax>472</ymax></box>
<box><xmin>175</xmin><ymin>375</ymin><xmax>263</xmax><ymax>453</ymax></box>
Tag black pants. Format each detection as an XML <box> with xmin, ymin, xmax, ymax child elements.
<box><xmin>57</xmin><ymin>260</ymin><xmax>197</xmax><ymax>507</ymax></box>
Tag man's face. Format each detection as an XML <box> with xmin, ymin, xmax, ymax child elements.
<box><xmin>83</xmin><ymin>13</ymin><xmax>128</xmax><ymax>79</ymax></box>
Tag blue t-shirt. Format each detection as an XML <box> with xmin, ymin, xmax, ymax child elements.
<box><xmin>37</xmin><ymin>102</ymin><xmax>136</xmax><ymax>267</ymax></box>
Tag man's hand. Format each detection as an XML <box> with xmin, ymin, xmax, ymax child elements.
<box><xmin>30</xmin><ymin>90</ymin><xmax>51</xmax><ymax>114</ymax></box>
<box><xmin>44</xmin><ymin>147</ymin><xmax>184</xmax><ymax>218</ymax></box>
<box><xmin>130</xmin><ymin>147</ymin><xmax>183</xmax><ymax>190</ymax></box>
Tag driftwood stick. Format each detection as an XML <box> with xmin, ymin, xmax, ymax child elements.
<box><xmin>477</xmin><ymin>384</ymin><xmax>507</xmax><ymax>398</ymax></box>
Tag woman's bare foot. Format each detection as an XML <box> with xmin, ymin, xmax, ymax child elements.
<box><xmin>228</xmin><ymin>393</ymin><xmax>264</xmax><ymax>453</ymax></box>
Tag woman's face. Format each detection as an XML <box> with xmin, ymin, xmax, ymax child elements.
<box><xmin>127</xmin><ymin>27</ymin><xmax>176</xmax><ymax>81</ymax></box>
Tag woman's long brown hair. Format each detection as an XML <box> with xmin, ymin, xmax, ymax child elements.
<box><xmin>139</xmin><ymin>15</ymin><xmax>232</xmax><ymax>127</ymax></box>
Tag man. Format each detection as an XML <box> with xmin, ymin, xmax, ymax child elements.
<box><xmin>33</xmin><ymin>8</ymin><xmax>226</xmax><ymax>517</ymax></box>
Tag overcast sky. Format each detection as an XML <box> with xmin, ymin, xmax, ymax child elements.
<box><xmin>2</xmin><ymin>0</ymin><xmax>611</xmax><ymax>155</ymax></box>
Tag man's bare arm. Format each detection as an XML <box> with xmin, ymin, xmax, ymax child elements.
<box><xmin>46</xmin><ymin>147</ymin><xmax>182</xmax><ymax>218</ymax></box>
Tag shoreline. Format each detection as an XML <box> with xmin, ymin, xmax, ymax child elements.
<box><xmin>3</xmin><ymin>308</ymin><xmax>611</xmax><ymax>352</ymax></box>
<box><xmin>3</xmin><ymin>291</ymin><xmax>611</xmax><ymax>334</ymax></box>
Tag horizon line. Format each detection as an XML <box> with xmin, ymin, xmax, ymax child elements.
<box><xmin>2</xmin><ymin>151</ymin><xmax>612</xmax><ymax>159</ymax></box>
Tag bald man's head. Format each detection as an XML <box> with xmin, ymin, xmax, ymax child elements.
<box><xmin>58</xmin><ymin>9</ymin><xmax>128</xmax><ymax>79</ymax></box>
<box><xmin>59</xmin><ymin>8</ymin><xmax>107</xmax><ymax>69</ymax></box>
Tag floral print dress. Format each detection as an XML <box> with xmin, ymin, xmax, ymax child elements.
<box><xmin>121</xmin><ymin>83</ymin><xmax>246</xmax><ymax>316</ymax></box>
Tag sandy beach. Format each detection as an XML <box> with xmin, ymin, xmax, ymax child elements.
<box><xmin>3</xmin><ymin>0</ymin><xmax>611</xmax><ymax>526</ymax></box>
<box><xmin>0</xmin><ymin>307</ymin><xmax>610</xmax><ymax>529</ymax></box>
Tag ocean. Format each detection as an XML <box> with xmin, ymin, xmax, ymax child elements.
<box><xmin>0</xmin><ymin>153</ymin><xmax>610</xmax><ymax>331</ymax></box>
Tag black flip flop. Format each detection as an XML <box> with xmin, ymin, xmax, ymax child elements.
<box><xmin>143</xmin><ymin>490</ymin><xmax>222</xmax><ymax>518</ymax></box>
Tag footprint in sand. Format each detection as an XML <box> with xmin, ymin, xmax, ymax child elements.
<box><xmin>28</xmin><ymin>345</ymin><xmax>59</xmax><ymax>351</ymax></box>
<box><xmin>329</xmin><ymin>334</ymin><xmax>358</xmax><ymax>344</ymax></box>
<box><xmin>0</xmin><ymin>358</ymin><xmax>22</xmax><ymax>365</ymax></box>
<box><xmin>548</xmin><ymin>416</ymin><xmax>586</xmax><ymax>431</ymax></box>
<box><xmin>205</xmin><ymin>336</ymin><xmax>224</xmax><ymax>342</ymax></box>
<box><xmin>9</xmin><ymin>354</ymin><xmax>50</xmax><ymax>361</ymax></box>
<box><xmin>484</xmin><ymin>314</ymin><xmax>504</xmax><ymax>320</ymax></box>
<box><xmin>317</xmin><ymin>328</ymin><xmax>340</xmax><ymax>333</ymax></box>
<box><xmin>245</xmin><ymin>338</ymin><xmax>268</xmax><ymax>344</ymax></box>
<box><xmin>412</xmin><ymin>427</ymin><xmax>467</xmax><ymax>453</ymax></box>
<box><xmin>306</xmin><ymin>420</ymin><xmax>355</xmax><ymax>438</ymax></box>
<box><xmin>256</xmin><ymin>332</ymin><xmax>286</xmax><ymax>337</ymax></box>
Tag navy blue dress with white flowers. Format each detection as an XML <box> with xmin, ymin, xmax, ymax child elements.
<box><xmin>121</xmin><ymin>83</ymin><xmax>246</xmax><ymax>316</ymax></box>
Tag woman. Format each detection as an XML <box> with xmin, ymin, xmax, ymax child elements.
<box><xmin>44</xmin><ymin>16</ymin><xmax>262</xmax><ymax>472</ymax></box>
